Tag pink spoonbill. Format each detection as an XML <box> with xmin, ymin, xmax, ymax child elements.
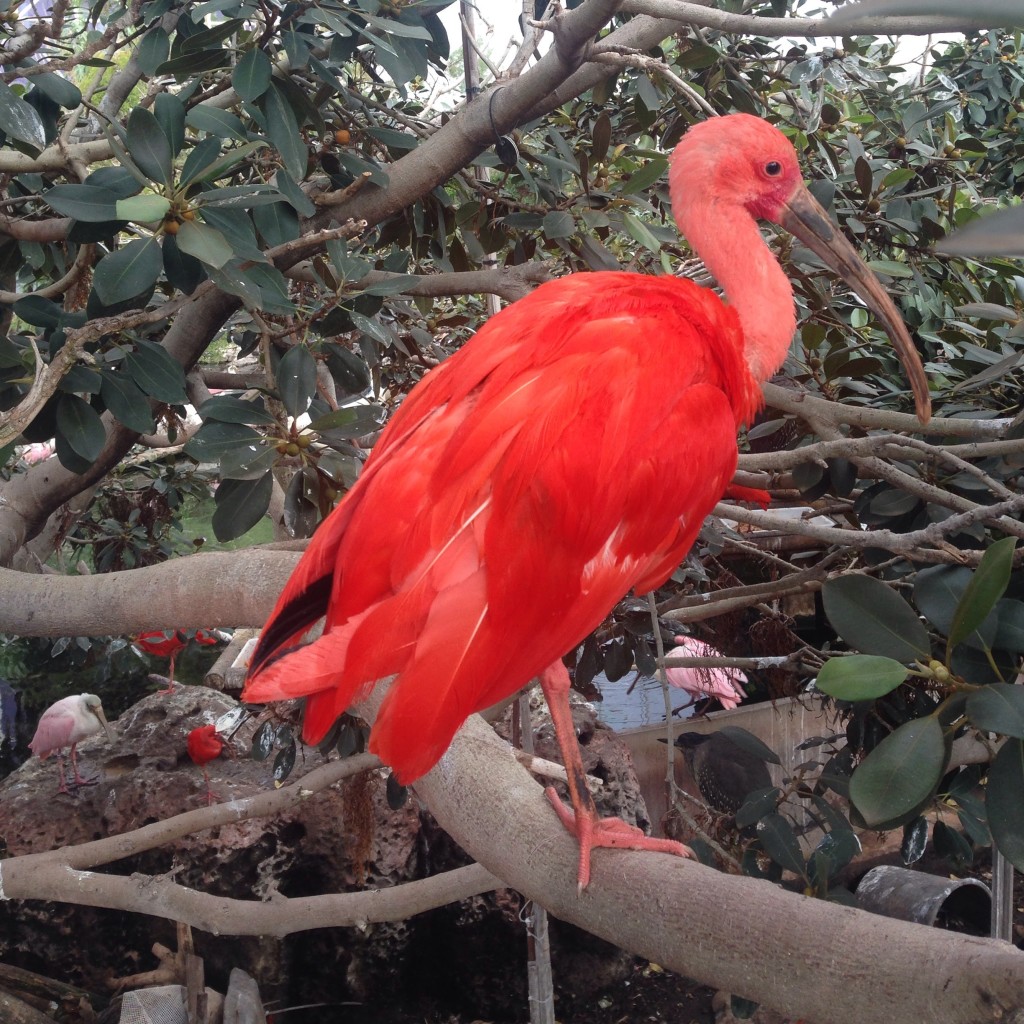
<box><xmin>28</xmin><ymin>693</ymin><xmax>114</xmax><ymax>793</ymax></box>
<box><xmin>665</xmin><ymin>635</ymin><xmax>748</xmax><ymax>710</ymax></box>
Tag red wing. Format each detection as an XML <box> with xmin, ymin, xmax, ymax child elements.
<box><xmin>244</xmin><ymin>271</ymin><xmax>756</xmax><ymax>781</ymax></box>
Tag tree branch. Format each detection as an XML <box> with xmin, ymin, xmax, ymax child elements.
<box><xmin>620</xmin><ymin>0</ymin><xmax>1012</xmax><ymax>35</ymax></box>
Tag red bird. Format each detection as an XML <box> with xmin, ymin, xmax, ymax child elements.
<box><xmin>135</xmin><ymin>629</ymin><xmax>220</xmax><ymax>693</ymax></box>
<box><xmin>187</xmin><ymin>724</ymin><xmax>225</xmax><ymax>805</ymax></box>
<box><xmin>243</xmin><ymin>115</ymin><xmax>929</xmax><ymax>888</ymax></box>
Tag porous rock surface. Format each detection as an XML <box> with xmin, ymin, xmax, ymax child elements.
<box><xmin>0</xmin><ymin>685</ymin><xmax>654</xmax><ymax>1020</ymax></box>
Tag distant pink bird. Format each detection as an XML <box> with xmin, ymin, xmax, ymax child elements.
<box><xmin>28</xmin><ymin>693</ymin><xmax>114</xmax><ymax>793</ymax></box>
<box><xmin>665</xmin><ymin>635</ymin><xmax>747</xmax><ymax>710</ymax></box>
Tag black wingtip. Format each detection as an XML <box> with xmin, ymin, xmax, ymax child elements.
<box><xmin>249</xmin><ymin>574</ymin><xmax>333</xmax><ymax>678</ymax></box>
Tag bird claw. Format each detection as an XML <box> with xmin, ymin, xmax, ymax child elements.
<box><xmin>544</xmin><ymin>786</ymin><xmax>694</xmax><ymax>891</ymax></box>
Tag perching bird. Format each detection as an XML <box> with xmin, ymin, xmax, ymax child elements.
<box><xmin>673</xmin><ymin>730</ymin><xmax>774</xmax><ymax>816</ymax></box>
<box><xmin>187</xmin><ymin>724</ymin><xmax>224</xmax><ymax>805</ymax></box>
<box><xmin>29</xmin><ymin>693</ymin><xmax>114</xmax><ymax>794</ymax></box>
<box><xmin>135</xmin><ymin>628</ymin><xmax>220</xmax><ymax>693</ymax></box>
<box><xmin>665</xmin><ymin>635</ymin><xmax>748</xmax><ymax>710</ymax></box>
<box><xmin>243</xmin><ymin>114</ymin><xmax>930</xmax><ymax>889</ymax></box>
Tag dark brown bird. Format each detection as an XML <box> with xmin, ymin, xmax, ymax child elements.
<box><xmin>673</xmin><ymin>729</ymin><xmax>775</xmax><ymax>815</ymax></box>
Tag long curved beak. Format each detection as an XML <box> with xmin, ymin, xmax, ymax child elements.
<box><xmin>94</xmin><ymin>705</ymin><xmax>115</xmax><ymax>743</ymax></box>
<box><xmin>778</xmin><ymin>187</ymin><xmax>931</xmax><ymax>425</ymax></box>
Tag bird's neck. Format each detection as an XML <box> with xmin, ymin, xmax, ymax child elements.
<box><xmin>683</xmin><ymin>202</ymin><xmax>796</xmax><ymax>383</ymax></box>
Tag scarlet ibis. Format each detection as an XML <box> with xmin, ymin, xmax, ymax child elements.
<box><xmin>243</xmin><ymin>114</ymin><xmax>930</xmax><ymax>888</ymax></box>
<box><xmin>28</xmin><ymin>693</ymin><xmax>114</xmax><ymax>794</ymax></box>
<box><xmin>135</xmin><ymin>628</ymin><xmax>219</xmax><ymax>693</ymax></box>
<box><xmin>187</xmin><ymin>724</ymin><xmax>225</xmax><ymax>805</ymax></box>
<box><xmin>665</xmin><ymin>635</ymin><xmax>748</xmax><ymax>710</ymax></box>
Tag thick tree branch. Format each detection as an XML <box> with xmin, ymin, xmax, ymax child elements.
<box><xmin>0</xmin><ymin>548</ymin><xmax>294</xmax><ymax>635</ymax></box>
<box><xmin>620</xmin><ymin>0</ymin><xmax>1009</xmax><ymax>34</ymax></box>
<box><xmin>762</xmin><ymin>382</ymin><xmax>1014</xmax><ymax>438</ymax></box>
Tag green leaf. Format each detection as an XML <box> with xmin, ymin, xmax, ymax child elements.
<box><xmin>13</xmin><ymin>293</ymin><xmax>68</xmax><ymax>328</ymax></box>
<box><xmin>115</xmin><ymin>194</ymin><xmax>171</xmax><ymax>223</ymax></box>
<box><xmin>755</xmin><ymin>813</ymin><xmax>806</xmax><ymax>876</ymax></box>
<box><xmin>263</xmin><ymin>81</ymin><xmax>307</xmax><ymax>181</ymax></box>
<box><xmin>123</xmin><ymin>339</ymin><xmax>188</xmax><ymax>404</ymax></box>
<box><xmin>996</xmin><ymin>601</ymin><xmax>1024</xmax><ymax>654</ymax></box>
<box><xmin>92</xmin><ymin>238</ymin><xmax>162</xmax><ymax>306</ymax></box>
<box><xmin>966</xmin><ymin>684</ymin><xmax>1024</xmax><ymax>740</ymax></box>
<box><xmin>932</xmin><ymin>819</ymin><xmax>973</xmax><ymax>869</ymax></box>
<box><xmin>185</xmin><ymin>105</ymin><xmax>248</xmax><ymax>141</ymax></box>
<box><xmin>233</xmin><ymin>48</ymin><xmax>272</xmax><ymax>102</ymax></box>
<box><xmin>358</xmin><ymin>274</ymin><xmax>420</xmax><ymax>297</ymax></box>
<box><xmin>542</xmin><ymin>210</ymin><xmax>574</xmax><ymax>239</ymax></box>
<box><xmin>949</xmin><ymin>538</ymin><xmax>1017</xmax><ymax>649</ymax></box>
<box><xmin>87</xmin><ymin>165</ymin><xmax>144</xmax><ymax>200</ymax></box>
<box><xmin>816</xmin><ymin>655</ymin><xmax>908</xmax><ymax>701</ymax></box>
<box><xmin>127</xmin><ymin>106</ymin><xmax>173</xmax><ymax>185</ymax></box>
<box><xmin>175</xmin><ymin>219</ymin><xmax>234</xmax><ymax>270</ymax></box>
<box><xmin>156</xmin><ymin>49</ymin><xmax>233</xmax><ymax>79</ymax></box>
<box><xmin>823</xmin><ymin>575</ymin><xmax>931</xmax><ymax>662</ymax></box>
<box><xmin>273</xmin><ymin>168</ymin><xmax>316</xmax><ymax>217</ymax></box>
<box><xmin>162</xmin><ymin>235</ymin><xmax>205</xmax><ymax>294</ymax></box>
<box><xmin>987</xmin><ymin>739</ymin><xmax>1024</xmax><ymax>871</ymax></box>
<box><xmin>29</xmin><ymin>70</ymin><xmax>81</xmax><ymax>109</ymax></box>
<box><xmin>199</xmin><ymin>184</ymin><xmax>283</xmax><ymax>208</ymax></box>
<box><xmin>135</xmin><ymin>27</ymin><xmax>170</xmax><ymax>76</ymax></box>
<box><xmin>915</xmin><ymin>565</ymin><xmax>997</xmax><ymax>651</ymax></box>
<box><xmin>55</xmin><ymin>394</ymin><xmax>105</xmax><ymax>461</ymax></box>
<box><xmin>622</xmin><ymin>212</ymin><xmax>661</xmax><ymax>253</ymax></box>
<box><xmin>253</xmin><ymin>201</ymin><xmax>299</xmax><ymax>249</ymax></box>
<box><xmin>900</xmin><ymin>816</ymin><xmax>928</xmax><ymax>865</ymax></box>
<box><xmin>179</xmin><ymin>136</ymin><xmax>223</xmax><ymax>187</ymax></box>
<box><xmin>277</xmin><ymin>346</ymin><xmax>317</xmax><ymax>418</ymax></box>
<box><xmin>310</xmin><ymin>403</ymin><xmax>384</xmax><ymax>438</ymax></box>
<box><xmin>849</xmin><ymin>716</ymin><xmax>947</xmax><ymax>828</ymax></box>
<box><xmin>44</xmin><ymin>184</ymin><xmax>120</xmax><ymax>222</ymax></box>
<box><xmin>251</xmin><ymin>720</ymin><xmax>274</xmax><ymax>759</ymax></box>
<box><xmin>0</xmin><ymin>80</ymin><xmax>46</xmax><ymax>149</ymax></box>
<box><xmin>183</xmin><ymin>420</ymin><xmax>262</xmax><ymax>462</ymax></box>
<box><xmin>323</xmin><ymin>344</ymin><xmax>370</xmax><ymax>394</ymax></box>
<box><xmin>182</xmin><ymin>139</ymin><xmax>268</xmax><ymax>186</ymax></box>
<box><xmin>154</xmin><ymin>92</ymin><xmax>186</xmax><ymax>157</ymax></box>
<box><xmin>58</xmin><ymin>364</ymin><xmax>102</xmax><ymax>394</ymax></box>
<box><xmin>220</xmin><ymin>439</ymin><xmax>278</xmax><ymax>480</ymax></box>
<box><xmin>866</xmin><ymin>259</ymin><xmax>913</xmax><ymax>279</ymax></box>
<box><xmin>99</xmin><ymin>370</ymin><xmax>155</xmax><ymax>434</ymax></box>
<box><xmin>620</xmin><ymin>156</ymin><xmax>668</xmax><ymax>195</ymax></box>
<box><xmin>212</xmin><ymin>472</ymin><xmax>273</xmax><ymax>541</ymax></box>
<box><xmin>198</xmin><ymin>394</ymin><xmax>277</xmax><ymax>425</ymax></box>
<box><xmin>880</xmin><ymin>167</ymin><xmax>916</xmax><ymax>190</ymax></box>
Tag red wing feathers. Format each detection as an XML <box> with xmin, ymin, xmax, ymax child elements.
<box><xmin>244</xmin><ymin>271</ymin><xmax>758</xmax><ymax>779</ymax></box>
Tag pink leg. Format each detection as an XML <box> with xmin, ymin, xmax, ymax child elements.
<box><xmin>55</xmin><ymin>752</ymin><xmax>70</xmax><ymax>795</ymax></box>
<box><xmin>202</xmin><ymin>766</ymin><xmax>216</xmax><ymax>805</ymax></box>
<box><xmin>156</xmin><ymin>653</ymin><xmax>178</xmax><ymax>695</ymax></box>
<box><xmin>539</xmin><ymin>661</ymin><xmax>693</xmax><ymax>890</ymax></box>
<box><xmin>69</xmin><ymin>744</ymin><xmax>98</xmax><ymax>788</ymax></box>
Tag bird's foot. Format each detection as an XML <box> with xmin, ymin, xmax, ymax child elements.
<box><xmin>71</xmin><ymin>772</ymin><xmax>99</xmax><ymax>788</ymax></box>
<box><xmin>544</xmin><ymin>786</ymin><xmax>694</xmax><ymax>892</ymax></box>
<box><xmin>155</xmin><ymin>681</ymin><xmax>177</xmax><ymax>695</ymax></box>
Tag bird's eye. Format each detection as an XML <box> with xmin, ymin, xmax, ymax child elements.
<box><xmin>765</xmin><ymin>161</ymin><xmax>782</xmax><ymax>176</ymax></box>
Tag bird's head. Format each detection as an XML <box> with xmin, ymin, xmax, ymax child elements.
<box><xmin>670</xmin><ymin>113</ymin><xmax>803</xmax><ymax>224</ymax></box>
<box><xmin>669</xmin><ymin>113</ymin><xmax>931</xmax><ymax>424</ymax></box>
<box><xmin>82</xmin><ymin>693</ymin><xmax>114</xmax><ymax>741</ymax></box>
<box><xmin>659</xmin><ymin>730</ymin><xmax>711</xmax><ymax>766</ymax></box>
